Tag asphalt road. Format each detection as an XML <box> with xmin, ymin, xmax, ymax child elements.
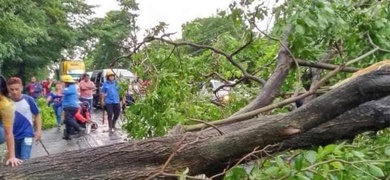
<box><xmin>31</xmin><ymin>108</ymin><xmax>127</xmax><ymax>158</ymax></box>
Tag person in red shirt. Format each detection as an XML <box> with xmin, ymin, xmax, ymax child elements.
<box><xmin>74</xmin><ymin>101</ymin><xmax>97</xmax><ymax>134</ymax></box>
<box><xmin>24</xmin><ymin>76</ymin><xmax>43</xmax><ymax>100</ymax></box>
<box><xmin>41</xmin><ymin>78</ymin><xmax>52</xmax><ymax>97</ymax></box>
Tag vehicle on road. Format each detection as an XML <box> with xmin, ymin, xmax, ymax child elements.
<box><xmin>55</xmin><ymin>60</ymin><xmax>86</xmax><ymax>81</ymax></box>
<box><xmin>199</xmin><ymin>79</ymin><xmax>234</xmax><ymax>106</ymax></box>
<box><xmin>86</xmin><ymin>71</ymin><xmax>93</xmax><ymax>78</ymax></box>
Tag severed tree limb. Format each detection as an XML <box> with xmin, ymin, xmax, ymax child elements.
<box><xmin>184</xmin><ymin>46</ymin><xmax>382</xmax><ymax>131</ymax></box>
<box><xmin>232</xmin><ymin>25</ymin><xmax>294</xmax><ymax>116</ymax></box>
<box><xmin>2</xmin><ymin>69</ymin><xmax>390</xmax><ymax>179</ymax></box>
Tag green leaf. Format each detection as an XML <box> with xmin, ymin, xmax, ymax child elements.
<box><xmin>368</xmin><ymin>164</ymin><xmax>385</xmax><ymax>177</ymax></box>
<box><xmin>313</xmin><ymin>174</ymin><xmax>324</xmax><ymax>180</ymax></box>
<box><xmin>225</xmin><ymin>167</ymin><xmax>248</xmax><ymax>180</ymax></box>
<box><xmin>352</xmin><ymin>151</ymin><xmax>365</xmax><ymax>158</ymax></box>
<box><xmin>303</xmin><ymin>16</ymin><xmax>317</xmax><ymax>27</ymax></box>
<box><xmin>385</xmin><ymin>146</ymin><xmax>390</xmax><ymax>156</ymax></box>
<box><xmin>304</xmin><ymin>151</ymin><xmax>317</xmax><ymax>164</ymax></box>
<box><xmin>323</xmin><ymin>6</ymin><xmax>335</xmax><ymax>15</ymax></box>
<box><xmin>294</xmin><ymin>154</ymin><xmax>304</xmax><ymax>171</ymax></box>
<box><xmin>295</xmin><ymin>24</ymin><xmax>305</xmax><ymax>35</ymax></box>
<box><xmin>330</xmin><ymin>161</ymin><xmax>344</xmax><ymax>170</ymax></box>
<box><xmin>264</xmin><ymin>166</ymin><xmax>279</xmax><ymax>175</ymax></box>
<box><xmin>297</xmin><ymin>174</ymin><xmax>311</xmax><ymax>180</ymax></box>
<box><xmin>323</xmin><ymin>144</ymin><xmax>336</xmax><ymax>155</ymax></box>
<box><xmin>275</xmin><ymin>156</ymin><xmax>285</xmax><ymax>167</ymax></box>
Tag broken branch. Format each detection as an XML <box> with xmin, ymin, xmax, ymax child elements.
<box><xmin>184</xmin><ymin>46</ymin><xmax>382</xmax><ymax>131</ymax></box>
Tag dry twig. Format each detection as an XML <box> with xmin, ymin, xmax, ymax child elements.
<box><xmin>189</xmin><ymin>118</ymin><xmax>225</xmax><ymax>135</ymax></box>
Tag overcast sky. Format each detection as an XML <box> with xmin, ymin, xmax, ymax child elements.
<box><xmin>85</xmin><ymin>0</ymin><xmax>279</xmax><ymax>39</ymax></box>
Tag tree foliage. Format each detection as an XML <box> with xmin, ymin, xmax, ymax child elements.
<box><xmin>113</xmin><ymin>0</ymin><xmax>390</xmax><ymax>177</ymax></box>
<box><xmin>0</xmin><ymin>0</ymin><xmax>93</xmax><ymax>81</ymax></box>
<box><xmin>225</xmin><ymin>129</ymin><xmax>390</xmax><ymax>180</ymax></box>
<box><xmin>3</xmin><ymin>0</ymin><xmax>390</xmax><ymax>178</ymax></box>
<box><xmin>85</xmin><ymin>2</ymin><xmax>139</xmax><ymax>70</ymax></box>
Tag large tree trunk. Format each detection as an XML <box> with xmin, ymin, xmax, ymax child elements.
<box><xmin>1</xmin><ymin>69</ymin><xmax>390</xmax><ymax>180</ymax></box>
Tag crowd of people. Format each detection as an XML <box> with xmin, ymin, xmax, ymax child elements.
<box><xmin>0</xmin><ymin>70</ymin><xmax>129</xmax><ymax>167</ymax></box>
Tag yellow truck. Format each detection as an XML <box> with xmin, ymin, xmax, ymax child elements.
<box><xmin>56</xmin><ymin>60</ymin><xmax>86</xmax><ymax>81</ymax></box>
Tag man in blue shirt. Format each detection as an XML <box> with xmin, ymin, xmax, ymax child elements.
<box><xmin>7</xmin><ymin>77</ymin><xmax>42</xmax><ymax>160</ymax></box>
<box><xmin>100</xmin><ymin>70</ymin><xmax>121</xmax><ymax>135</ymax></box>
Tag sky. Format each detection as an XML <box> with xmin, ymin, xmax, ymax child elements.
<box><xmin>85</xmin><ymin>0</ymin><xmax>279</xmax><ymax>39</ymax></box>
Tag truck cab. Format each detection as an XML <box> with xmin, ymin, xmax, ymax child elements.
<box><xmin>56</xmin><ymin>60</ymin><xmax>86</xmax><ymax>81</ymax></box>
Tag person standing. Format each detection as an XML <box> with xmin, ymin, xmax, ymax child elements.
<box><xmin>61</xmin><ymin>75</ymin><xmax>82</xmax><ymax>140</ymax></box>
<box><xmin>7</xmin><ymin>77</ymin><xmax>42</xmax><ymax>160</ymax></box>
<box><xmin>42</xmin><ymin>78</ymin><xmax>52</xmax><ymax>97</ymax></box>
<box><xmin>78</xmin><ymin>73</ymin><xmax>95</xmax><ymax>113</ymax></box>
<box><xmin>46</xmin><ymin>82</ymin><xmax>63</xmax><ymax>129</ymax></box>
<box><xmin>100</xmin><ymin>70</ymin><xmax>121</xmax><ymax>135</ymax></box>
<box><xmin>24</xmin><ymin>76</ymin><xmax>43</xmax><ymax>100</ymax></box>
<box><xmin>0</xmin><ymin>75</ymin><xmax>22</xmax><ymax>166</ymax></box>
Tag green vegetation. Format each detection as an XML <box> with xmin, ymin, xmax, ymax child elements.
<box><xmin>1</xmin><ymin>0</ymin><xmax>390</xmax><ymax>178</ymax></box>
<box><xmin>36</xmin><ymin>98</ymin><xmax>57</xmax><ymax>130</ymax></box>
<box><xmin>225</xmin><ymin>129</ymin><xmax>390</xmax><ymax>180</ymax></box>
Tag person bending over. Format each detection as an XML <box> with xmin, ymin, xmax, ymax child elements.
<box><xmin>75</xmin><ymin>101</ymin><xmax>97</xmax><ymax>134</ymax></box>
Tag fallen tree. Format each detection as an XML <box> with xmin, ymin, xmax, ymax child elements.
<box><xmin>1</xmin><ymin>67</ymin><xmax>390</xmax><ymax>179</ymax></box>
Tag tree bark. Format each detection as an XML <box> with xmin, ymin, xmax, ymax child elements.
<box><xmin>1</xmin><ymin>68</ymin><xmax>390</xmax><ymax>179</ymax></box>
<box><xmin>233</xmin><ymin>27</ymin><xmax>293</xmax><ymax>116</ymax></box>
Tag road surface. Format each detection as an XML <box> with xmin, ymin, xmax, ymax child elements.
<box><xmin>31</xmin><ymin>109</ymin><xmax>128</xmax><ymax>158</ymax></box>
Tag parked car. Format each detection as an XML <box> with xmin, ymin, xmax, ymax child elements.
<box><xmin>90</xmin><ymin>69</ymin><xmax>136</xmax><ymax>108</ymax></box>
<box><xmin>199</xmin><ymin>79</ymin><xmax>234</xmax><ymax>106</ymax></box>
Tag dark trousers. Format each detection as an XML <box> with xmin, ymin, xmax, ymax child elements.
<box><xmin>63</xmin><ymin>107</ymin><xmax>81</xmax><ymax>136</ymax></box>
<box><xmin>105</xmin><ymin>103</ymin><xmax>120</xmax><ymax>129</ymax></box>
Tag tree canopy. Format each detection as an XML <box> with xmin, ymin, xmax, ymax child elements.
<box><xmin>1</xmin><ymin>0</ymin><xmax>390</xmax><ymax>179</ymax></box>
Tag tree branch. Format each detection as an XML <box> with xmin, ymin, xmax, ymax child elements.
<box><xmin>232</xmin><ymin>25</ymin><xmax>294</xmax><ymax>116</ymax></box>
<box><xmin>184</xmin><ymin>46</ymin><xmax>382</xmax><ymax>131</ymax></box>
<box><xmin>109</xmin><ymin>40</ymin><xmax>146</xmax><ymax>68</ymax></box>
<box><xmin>202</xmin><ymin>72</ymin><xmax>229</xmax><ymax>83</ymax></box>
<box><xmin>212</xmin><ymin>78</ymin><xmax>245</xmax><ymax>94</ymax></box>
<box><xmin>152</xmin><ymin>34</ymin><xmax>266</xmax><ymax>85</ymax></box>
<box><xmin>296</xmin><ymin>59</ymin><xmax>359</xmax><ymax>72</ymax></box>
